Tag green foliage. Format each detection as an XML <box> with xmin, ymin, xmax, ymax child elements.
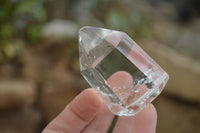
<box><xmin>27</xmin><ymin>25</ymin><xmax>42</xmax><ymax>43</ymax></box>
<box><xmin>106</xmin><ymin>10</ymin><xmax>128</xmax><ymax>31</ymax></box>
<box><xmin>0</xmin><ymin>24</ymin><xmax>14</xmax><ymax>40</ymax></box>
<box><xmin>0</xmin><ymin>0</ymin><xmax>46</xmax><ymax>42</ymax></box>
<box><xmin>15</xmin><ymin>0</ymin><xmax>46</xmax><ymax>23</ymax></box>
<box><xmin>0</xmin><ymin>40</ymin><xmax>24</xmax><ymax>63</ymax></box>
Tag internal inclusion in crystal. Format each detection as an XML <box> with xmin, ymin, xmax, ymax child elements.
<box><xmin>79</xmin><ymin>26</ymin><xmax>169</xmax><ymax>116</ymax></box>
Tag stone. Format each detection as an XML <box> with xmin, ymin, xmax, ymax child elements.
<box><xmin>21</xmin><ymin>50</ymin><xmax>46</xmax><ymax>82</ymax></box>
<box><xmin>0</xmin><ymin>80</ymin><xmax>36</xmax><ymax>108</ymax></box>
<box><xmin>154</xmin><ymin>96</ymin><xmax>200</xmax><ymax>133</ymax></box>
<box><xmin>0</xmin><ymin>107</ymin><xmax>41</xmax><ymax>133</ymax></box>
<box><xmin>0</xmin><ymin>63</ymin><xmax>22</xmax><ymax>79</ymax></box>
<box><xmin>79</xmin><ymin>26</ymin><xmax>169</xmax><ymax>116</ymax></box>
<box><xmin>40</xmin><ymin>66</ymin><xmax>83</xmax><ymax>121</ymax></box>
<box><xmin>175</xmin><ymin>19</ymin><xmax>200</xmax><ymax>59</ymax></box>
<box><xmin>42</xmin><ymin>19</ymin><xmax>79</xmax><ymax>40</ymax></box>
<box><xmin>40</xmin><ymin>82</ymin><xmax>81</xmax><ymax>121</ymax></box>
<box><xmin>153</xmin><ymin>18</ymin><xmax>200</xmax><ymax>60</ymax></box>
<box><xmin>140</xmin><ymin>40</ymin><xmax>200</xmax><ymax>102</ymax></box>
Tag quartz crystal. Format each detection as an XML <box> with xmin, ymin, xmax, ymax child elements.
<box><xmin>79</xmin><ymin>26</ymin><xmax>169</xmax><ymax>116</ymax></box>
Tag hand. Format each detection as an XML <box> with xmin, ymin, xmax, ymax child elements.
<box><xmin>42</xmin><ymin>88</ymin><xmax>157</xmax><ymax>133</ymax></box>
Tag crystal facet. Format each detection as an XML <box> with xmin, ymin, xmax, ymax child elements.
<box><xmin>79</xmin><ymin>26</ymin><xmax>169</xmax><ymax>116</ymax></box>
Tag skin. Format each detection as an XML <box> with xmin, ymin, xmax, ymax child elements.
<box><xmin>42</xmin><ymin>88</ymin><xmax>157</xmax><ymax>133</ymax></box>
<box><xmin>43</xmin><ymin>71</ymin><xmax>157</xmax><ymax>133</ymax></box>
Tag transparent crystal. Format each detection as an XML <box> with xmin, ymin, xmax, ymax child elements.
<box><xmin>79</xmin><ymin>26</ymin><xmax>169</xmax><ymax>116</ymax></box>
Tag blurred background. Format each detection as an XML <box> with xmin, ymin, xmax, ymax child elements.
<box><xmin>0</xmin><ymin>0</ymin><xmax>200</xmax><ymax>132</ymax></box>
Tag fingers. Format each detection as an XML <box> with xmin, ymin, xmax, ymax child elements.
<box><xmin>113</xmin><ymin>116</ymin><xmax>135</xmax><ymax>133</ymax></box>
<box><xmin>133</xmin><ymin>104</ymin><xmax>157</xmax><ymax>133</ymax></box>
<box><xmin>42</xmin><ymin>88</ymin><xmax>102</xmax><ymax>133</ymax></box>
<box><xmin>81</xmin><ymin>104</ymin><xmax>114</xmax><ymax>133</ymax></box>
<box><xmin>112</xmin><ymin>103</ymin><xmax>157</xmax><ymax>133</ymax></box>
<box><xmin>107</xmin><ymin>71</ymin><xmax>133</xmax><ymax>104</ymax></box>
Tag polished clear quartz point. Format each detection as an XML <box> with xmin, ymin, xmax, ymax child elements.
<box><xmin>79</xmin><ymin>26</ymin><xmax>169</xmax><ymax>116</ymax></box>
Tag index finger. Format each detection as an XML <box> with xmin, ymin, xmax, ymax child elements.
<box><xmin>42</xmin><ymin>88</ymin><xmax>102</xmax><ymax>133</ymax></box>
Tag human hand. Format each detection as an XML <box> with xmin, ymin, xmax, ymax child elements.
<box><xmin>42</xmin><ymin>88</ymin><xmax>157</xmax><ymax>133</ymax></box>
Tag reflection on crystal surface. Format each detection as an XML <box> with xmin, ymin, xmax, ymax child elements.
<box><xmin>79</xmin><ymin>26</ymin><xmax>169</xmax><ymax>116</ymax></box>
